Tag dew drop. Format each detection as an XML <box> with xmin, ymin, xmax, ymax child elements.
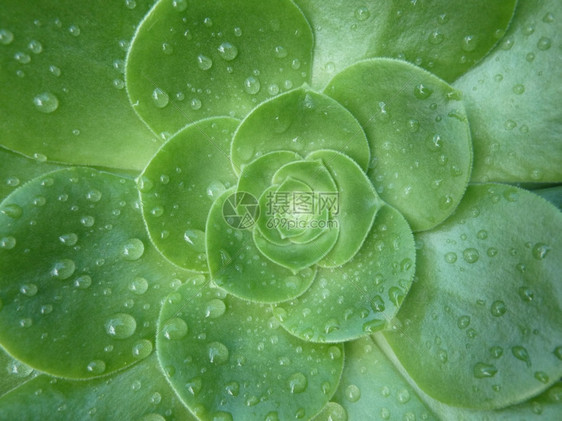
<box><xmin>33</xmin><ymin>92</ymin><xmax>59</xmax><ymax>113</ymax></box>
<box><xmin>14</xmin><ymin>52</ymin><xmax>31</xmax><ymax>64</ymax></box>
<box><xmin>0</xmin><ymin>236</ymin><xmax>16</xmax><ymax>250</ymax></box>
<box><xmin>183</xmin><ymin>229</ymin><xmax>206</xmax><ymax>253</ymax></box>
<box><xmin>86</xmin><ymin>360</ymin><xmax>106</xmax><ymax>375</ymax></box>
<box><xmin>207</xmin><ymin>341</ymin><xmax>229</xmax><ymax>364</ymax></box>
<box><xmin>162</xmin><ymin>318</ymin><xmax>188</xmax><ymax>340</ymax></box>
<box><xmin>86</xmin><ymin>189</ymin><xmax>102</xmax><ymax>202</ymax></box>
<box><xmin>463</xmin><ymin>248</ymin><xmax>479</xmax><ymax>263</ymax></box>
<box><xmin>51</xmin><ymin>259</ymin><xmax>75</xmax><ymax>280</ymax></box>
<box><xmin>457</xmin><ymin>315</ymin><xmax>471</xmax><ymax>329</ymax></box>
<box><xmin>491</xmin><ymin>300</ymin><xmax>507</xmax><ymax>317</ymax></box>
<box><xmin>518</xmin><ymin>286</ymin><xmax>534</xmax><ymax>302</ymax></box>
<box><xmin>205</xmin><ymin>299</ymin><xmax>226</xmax><ymax>318</ymax></box>
<box><xmin>20</xmin><ymin>283</ymin><xmax>38</xmax><ymax>297</ymax></box>
<box><xmin>444</xmin><ymin>252</ymin><xmax>457</xmax><ymax>263</ymax></box>
<box><xmin>129</xmin><ymin>277</ymin><xmax>149</xmax><ymax>295</ymax></box>
<box><xmin>74</xmin><ymin>275</ymin><xmax>92</xmax><ymax>289</ymax></box>
<box><xmin>462</xmin><ymin>35</ymin><xmax>477</xmax><ymax>52</ymax></box>
<box><xmin>532</xmin><ymin>243</ymin><xmax>550</xmax><ymax>260</ymax></box>
<box><xmin>243</xmin><ymin>76</ymin><xmax>261</xmax><ymax>95</ymax></box>
<box><xmin>68</xmin><ymin>25</ymin><xmax>81</xmax><ymax>37</ymax></box>
<box><xmin>355</xmin><ymin>6</ymin><xmax>370</xmax><ymax>21</ymax></box>
<box><xmin>171</xmin><ymin>0</ymin><xmax>187</xmax><ymax>12</ymax></box>
<box><xmin>537</xmin><ymin>37</ymin><xmax>552</xmax><ymax>50</ymax></box>
<box><xmin>512</xmin><ymin>84</ymin><xmax>525</xmax><ymax>95</ymax></box>
<box><xmin>105</xmin><ymin>313</ymin><xmax>137</xmax><ymax>339</ymax></box>
<box><xmin>414</xmin><ymin>84</ymin><xmax>433</xmax><ymax>99</ymax></box>
<box><xmin>0</xmin><ymin>29</ymin><xmax>14</xmax><ymax>45</ymax></box>
<box><xmin>190</xmin><ymin>98</ymin><xmax>202</xmax><ymax>110</ymax></box>
<box><xmin>122</xmin><ymin>238</ymin><xmax>144</xmax><ymax>261</ymax></box>
<box><xmin>151</xmin><ymin>88</ymin><xmax>169</xmax><ymax>108</ymax></box>
<box><xmin>370</xmin><ymin>295</ymin><xmax>385</xmax><ymax>312</ymax></box>
<box><xmin>28</xmin><ymin>40</ymin><xmax>43</xmax><ymax>54</ymax></box>
<box><xmin>428</xmin><ymin>30</ymin><xmax>444</xmax><ymax>45</ymax></box>
<box><xmin>288</xmin><ymin>372</ymin><xmax>307</xmax><ymax>394</ymax></box>
<box><xmin>197</xmin><ymin>54</ymin><xmax>213</xmax><ymax>70</ymax></box>
<box><xmin>217</xmin><ymin>42</ymin><xmax>238</xmax><ymax>61</ymax></box>
<box><xmin>206</xmin><ymin>180</ymin><xmax>226</xmax><ymax>199</ymax></box>
<box><xmin>132</xmin><ymin>339</ymin><xmax>153</xmax><ymax>359</ymax></box>
<box><xmin>534</xmin><ymin>371</ymin><xmax>549</xmax><ymax>384</ymax></box>
<box><xmin>512</xmin><ymin>346</ymin><xmax>531</xmax><ymax>366</ymax></box>
<box><xmin>473</xmin><ymin>362</ymin><xmax>498</xmax><ymax>378</ymax></box>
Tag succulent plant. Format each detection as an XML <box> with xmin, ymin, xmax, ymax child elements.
<box><xmin>0</xmin><ymin>0</ymin><xmax>561</xmax><ymax>420</ymax></box>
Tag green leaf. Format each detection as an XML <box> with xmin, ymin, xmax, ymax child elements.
<box><xmin>278</xmin><ymin>205</ymin><xmax>415</xmax><ymax>342</ymax></box>
<box><xmin>126</xmin><ymin>0</ymin><xmax>313</xmax><ymax>136</ymax></box>
<box><xmin>0</xmin><ymin>347</ymin><xmax>36</xmax><ymax>399</ymax></box>
<box><xmin>0</xmin><ymin>354</ymin><xmax>196</xmax><ymax>420</ymax></box>
<box><xmin>308</xmin><ymin>150</ymin><xmax>381</xmax><ymax>267</ymax></box>
<box><xmin>231</xmin><ymin>87</ymin><xmax>370</xmax><ymax>172</ymax></box>
<box><xmin>0</xmin><ymin>0</ymin><xmax>160</xmax><ymax>170</ymax></box>
<box><xmin>294</xmin><ymin>0</ymin><xmax>517</xmax><ymax>88</ymax></box>
<box><xmin>384</xmin><ymin>184</ymin><xmax>562</xmax><ymax>409</ymax></box>
<box><xmin>139</xmin><ymin>117</ymin><xmax>239</xmax><ymax>272</ymax></box>
<box><xmin>330</xmin><ymin>336</ymin><xmax>436</xmax><ymax>420</ymax></box>
<box><xmin>534</xmin><ymin>186</ymin><xmax>562</xmax><ymax>211</ymax></box>
<box><xmin>0</xmin><ymin>147</ymin><xmax>64</xmax><ymax>202</ymax></box>
<box><xmin>326</xmin><ymin>58</ymin><xmax>472</xmax><ymax>231</ymax></box>
<box><xmin>0</xmin><ymin>168</ymin><xmax>193</xmax><ymax>378</ymax></box>
<box><xmin>156</xmin><ymin>283</ymin><xmax>344</xmax><ymax>421</ymax></box>
<box><xmin>454</xmin><ymin>0</ymin><xmax>562</xmax><ymax>183</ymax></box>
<box><xmin>206</xmin><ymin>188</ymin><xmax>316</xmax><ymax>303</ymax></box>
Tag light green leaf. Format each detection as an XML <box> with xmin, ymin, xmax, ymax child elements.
<box><xmin>0</xmin><ymin>168</ymin><xmax>193</xmax><ymax>378</ymax></box>
<box><xmin>156</xmin><ymin>283</ymin><xmax>344</xmax><ymax>421</ymax></box>
<box><xmin>454</xmin><ymin>0</ymin><xmax>562</xmax><ymax>183</ymax></box>
<box><xmin>126</xmin><ymin>0</ymin><xmax>313</xmax><ymax>136</ymax></box>
<box><xmin>0</xmin><ymin>147</ymin><xmax>64</xmax><ymax>202</ymax></box>
<box><xmin>0</xmin><ymin>0</ymin><xmax>160</xmax><ymax>170</ymax></box>
<box><xmin>308</xmin><ymin>150</ymin><xmax>381</xmax><ymax>267</ymax></box>
<box><xmin>294</xmin><ymin>0</ymin><xmax>517</xmax><ymax>88</ymax></box>
<box><xmin>0</xmin><ymin>354</ymin><xmax>195</xmax><ymax>421</ymax></box>
<box><xmin>278</xmin><ymin>205</ymin><xmax>415</xmax><ymax>342</ymax></box>
<box><xmin>139</xmin><ymin>117</ymin><xmax>239</xmax><ymax>272</ymax></box>
<box><xmin>331</xmin><ymin>336</ymin><xmax>436</xmax><ymax>421</ymax></box>
<box><xmin>206</xmin><ymin>188</ymin><xmax>316</xmax><ymax>303</ymax></box>
<box><xmin>231</xmin><ymin>87</ymin><xmax>370</xmax><ymax>172</ymax></box>
<box><xmin>0</xmin><ymin>347</ymin><xmax>36</xmax><ymax>399</ymax></box>
<box><xmin>326</xmin><ymin>58</ymin><xmax>472</xmax><ymax>231</ymax></box>
<box><xmin>384</xmin><ymin>184</ymin><xmax>562</xmax><ymax>409</ymax></box>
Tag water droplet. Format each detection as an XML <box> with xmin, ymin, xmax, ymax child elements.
<box><xmin>363</xmin><ymin>319</ymin><xmax>386</xmax><ymax>333</ymax></box>
<box><xmin>243</xmin><ymin>76</ymin><xmax>261</xmax><ymax>95</ymax></box>
<box><xmin>534</xmin><ymin>371</ymin><xmax>549</xmax><ymax>384</ymax></box>
<box><xmin>217</xmin><ymin>42</ymin><xmax>238</xmax><ymax>61</ymax></box>
<box><xmin>69</xmin><ymin>25</ymin><xmax>81</xmax><ymax>37</ymax></box>
<box><xmin>414</xmin><ymin>84</ymin><xmax>433</xmax><ymax>99</ymax></box>
<box><xmin>205</xmin><ymin>299</ymin><xmax>226</xmax><ymax>318</ymax></box>
<box><xmin>132</xmin><ymin>339</ymin><xmax>153</xmax><ymax>359</ymax></box>
<box><xmin>397</xmin><ymin>388</ymin><xmax>411</xmax><ymax>403</ymax></box>
<box><xmin>491</xmin><ymin>300</ymin><xmax>507</xmax><ymax>317</ymax></box>
<box><xmin>207</xmin><ymin>341</ymin><xmax>229</xmax><ymax>364</ymax></box>
<box><xmin>20</xmin><ymin>283</ymin><xmax>38</xmax><ymax>297</ymax></box>
<box><xmin>105</xmin><ymin>313</ymin><xmax>137</xmax><ymax>339</ymax></box>
<box><xmin>0</xmin><ymin>29</ymin><xmax>14</xmax><ymax>45</ymax></box>
<box><xmin>86</xmin><ymin>360</ymin><xmax>106</xmax><ymax>375</ymax></box>
<box><xmin>40</xmin><ymin>304</ymin><xmax>53</xmax><ymax>315</ymax></box>
<box><xmin>288</xmin><ymin>372</ymin><xmax>307</xmax><ymax>394</ymax></box>
<box><xmin>162</xmin><ymin>318</ymin><xmax>188</xmax><ymax>340</ymax></box>
<box><xmin>457</xmin><ymin>315</ymin><xmax>471</xmax><ymax>329</ymax></box>
<box><xmin>462</xmin><ymin>35</ymin><xmax>477</xmax><ymax>52</ymax></box>
<box><xmin>370</xmin><ymin>295</ymin><xmax>385</xmax><ymax>312</ymax></box>
<box><xmin>206</xmin><ymin>180</ymin><xmax>226</xmax><ymax>199</ymax></box>
<box><xmin>7</xmin><ymin>360</ymin><xmax>33</xmax><ymax>377</ymax></box>
<box><xmin>33</xmin><ymin>92</ymin><xmax>59</xmax><ymax>113</ymax></box>
<box><xmin>0</xmin><ymin>236</ymin><xmax>16</xmax><ymax>250</ymax></box>
<box><xmin>51</xmin><ymin>259</ymin><xmax>75</xmax><ymax>280</ymax></box>
<box><xmin>532</xmin><ymin>243</ymin><xmax>550</xmax><ymax>260</ymax></box>
<box><xmin>474</xmin><ymin>362</ymin><xmax>498</xmax><ymax>378</ymax></box>
<box><xmin>197</xmin><ymin>54</ymin><xmax>213</xmax><ymax>70</ymax></box>
<box><xmin>1</xmin><ymin>204</ymin><xmax>23</xmax><ymax>219</ymax></box>
<box><xmin>512</xmin><ymin>84</ymin><xmax>525</xmax><ymax>95</ymax></box>
<box><xmin>512</xmin><ymin>346</ymin><xmax>531</xmax><ymax>366</ymax></box>
<box><xmin>190</xmin><ymin>97</ymin><xmax>202</xmax><ymax>110</ymax></box>
<box><xmin>129</xmin><ymin>277</ymin><xmax>149</xmax><ymax>295</ymax></box>
<box><xmin>537</xmin><ymin>37</ymin><xmax>552</xmax><ymax>50</ymax></box>
<box><xmin>86</xmin><ymin>189</ymin><xmax>102</xmax><ymax>202</ymax></box>
<box><xmin>14</xmin><ymin>52</ymin><xmax>31</xmax><ymax>64</ymax></box>
<box><xmin>355</xmin><ymin>6</ymin><xmax>370</xmax><ymax>21</ymax></box>
<box><xmin>28</xmin><ymin>40</ymin><xmax>43</xmax><ymax>54</ymax></box>
<box><xmin>518</xmin><ymin>286</ymin><xmax>534</xmax><ymax>302</ymax></box>
<box><xmin>463</xmin><ymin>248</ymin><xmax>479</xmax><ymax>263</ymax></box>
<box><xmin>171</xmin><ymin>0</ymin><xmax>187</xmax><ymax>12</ymax></box>
<box><xmin>428</xmin><ymin>30</ymin><xmax>444</xmax><ymax>45</ymax></box>
<box><xmin>151</xmin><ymin>88</ymin><xmax>169</xmax><ymax>108</ymax></box>
<box><xmin>542</xmin><ymin>12</ymin><xmax>555</xmax><ymax>23</ymax></box>
<box><xmin>122</xmin><ymin>238</ymin><xmax>144</xmax><ymax>261</ymax></box>
<box><xmin>73</xmin><ymin>275</ymin><xmax>92</xmax><ymax>289</ymax></box>
<box><xmin>444</xmin><ymin>252</ymin><xmax>457</xmax><ymax>263</ymax></box>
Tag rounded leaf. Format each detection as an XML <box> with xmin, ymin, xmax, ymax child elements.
<box><xmin>0</xmin><ymin>168</ymin><xmax>193</xmax><ymax>378</ymax></box>
<box><xmin>231</xmin><ymin>87</ymin><xmax>370</xmax><ymax>172</ymax></box>
<box><xmin>139</xmin><ymin>117</ymin><xmax>239</xmax><ymax>272</ymax></box>
<box><xmin>384</xmin><ymin>184</ymin><xmax>562</xmax><ymax>409</ymax></box>
<box><xmin>126</xmin><ymin>0</ymin><xmax>313</xmax><ymax>136</ymax></box>
<box><xmin>326</xmin><ymin>58</ymin><xmax>472</xmax><ymax>231</ymax></box>
<box><xmin>278</xmin><ymin>205</ymin><xmax>415</xmax><ymax>342</ymax></box>
<box><xmin>156</xmin><ymin>284</ymin><xmax>344</xmax><ymax>421</ymax></box>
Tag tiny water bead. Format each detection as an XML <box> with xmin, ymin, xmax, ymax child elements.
<box><xmin>105</xmin><ymin>313</ymin><xmax>137</xmax><ymax>339</ymax></box>
<box><xmin>33</xmin><ymin>92</ymin><xmax>59</xmax><ymax>113</ymax></box>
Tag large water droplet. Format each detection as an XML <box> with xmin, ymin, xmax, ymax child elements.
<box><xmin>414</xmin><ymin>84</ymin><xmax>433</xmax><ymax>99</ymax></box>
<box><xmin>33</xmin><ymin>92</ymin><xmax>59</xmax><ymax>113</ymax></box>
<box><xmin>122</xmin><ymin>238</ymin><xmax>144</xmax><ymax>261</ymax></box>
<box><xmin>74</xmin><ymin>274</ymin><xmax>92</xmax><ymax>289</ymax></box>
<box><xmin>512</xmin><ymin>346</ymin><xmax>531</xmax><ymax>366</ymax></box>
<box><xmin>473</xmin><ymin>362</ymin><xmax>497</xmax><ymax>378</ymax></box>
<box><xmin>129</xmin><ymin>277</ymin><xmax>149</xmax><ymax>295</ymax></box>
<box><xmin>244</xmin><ymin>76</ymin><xmax>261</xmax><ymax>95</ymax></box>
<box><xmin>152</xmin><ymin>88</ymin><xmax>169</xmax><ymax>108</ymax></box>
<box><xmin>0</xmin><ymin>236</ymin><xmax>16</xmax><ymax>250</ymax></box>
<box><xmin>132</xmin><ymin>339</ymin><xmax>153</xmax><ymax>359</ymax></box>
<box><xmin>1</xmin><ymin>204</ymin><xmax>23</xmax><ymax>219</ymax></box>
<box><xmin>0</xmin><ymin>29</ymin><xmax>14</xmax><ymax>45</ymax></box>
<box><xmin>20</xmin><ymin>283</ymin><xmax>38</xmax><ymax>297</ymax></box>
<box><xmin>217</xmin><ymin>42</ymin><xmax>238</xmax><ymax>61</ymax></box>
<box><xmin>205</xmin><ymin>299</ymin><xmax>226</xmax><ymax>318</ymax></box>
<box><xmin>288</xmin><ymin>372</ymin><xmax>307</xmax><ymax>394</ymax></box>
<box><xmin>463</xmin><ymin>248</ymin><xmax>479</xmax><ymax>263</ymax></box>
<box><xmin>162</xmin><ymin>318</ymin><xmax>188</xmax><ymax>340</ymax></box>
<box><xmin>51</xmin><ymin>259</ymin><xmax>75</xmax><ymax>280</ymax></box>
<box><xmin>207</xmin><ymin>341</ymin><xmax>229</xmax><ymax>364</ymax></box>
<box><xmin>105</xmin><ymin>313</ymin><xmax>137</xmax><ymax>339</ymax></box>
<box><xmin>532</xmin><ymin>243</ymin><xmax>550</xmax><ymax>260</ymax></box>
<box><xmin>491</xmin><ymin>300</ymin><xmax>507</xmax><ymax>317</ymax></box>
<box><xmin>197</xmin><ymin>54</ymin><xmax>213</xmax><ymax>70</ymax></box>
<box><xmin>171</xmin><ymin>0</ymin><xmax>187</xmax><ymax>12</ymax></box>
<box><xmin>86</xmin><ymin>360</ymin><xmax>106</xmax><ymax>375</ymax></box>
<box><xmin>345</xmin><ymin>384</ymin><xmax>361</xmax><ymax>402</ymax></box>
